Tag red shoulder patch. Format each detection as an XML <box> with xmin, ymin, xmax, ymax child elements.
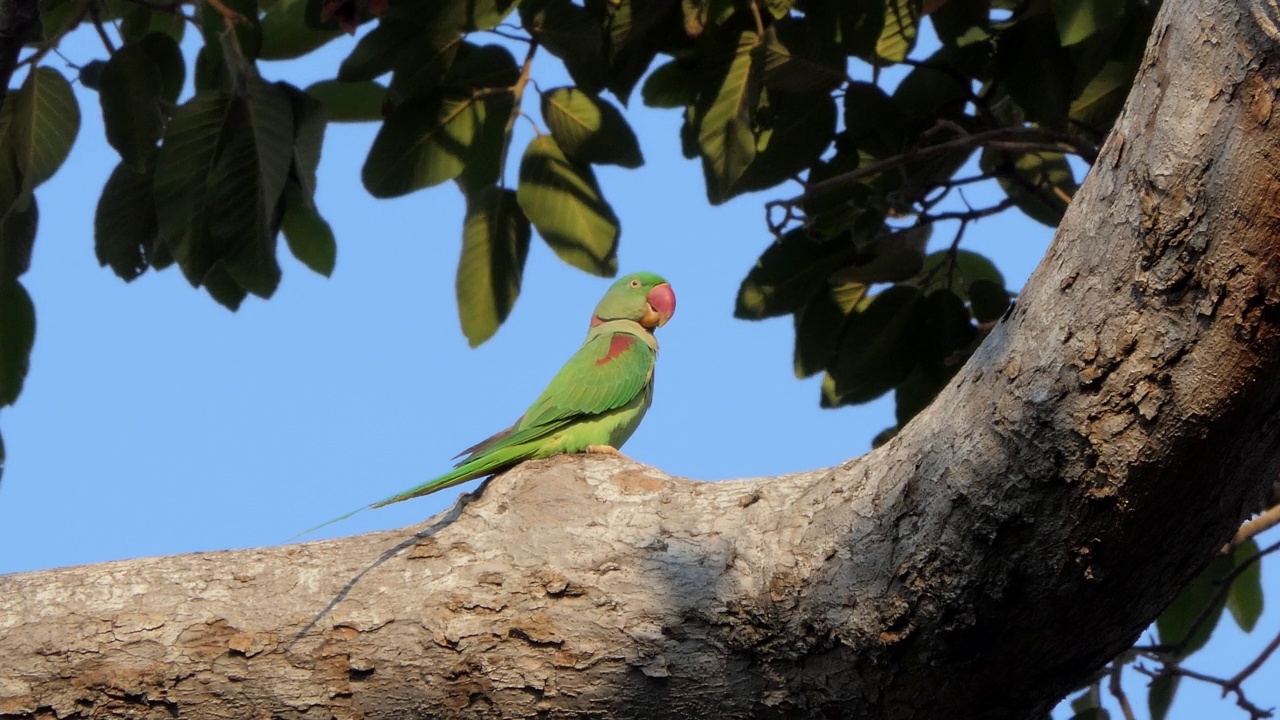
<box><xmin>596</xmin><ymin>334</ymin><xmax>639</xmax><ymax>366</ymax></box>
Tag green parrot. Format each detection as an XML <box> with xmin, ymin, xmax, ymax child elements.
<box><xmin>301</xmin><ymin>272</ymin><xmax>676</xmax><ymax>534</ymax></box>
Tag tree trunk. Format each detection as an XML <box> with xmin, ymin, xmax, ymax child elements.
<box><xmin>5</xmin><ymin>0</ymin><xmax>1280</xmax><ymax>717</ymax></box>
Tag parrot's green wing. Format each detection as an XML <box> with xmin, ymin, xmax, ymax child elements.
<box><xmin>518</xmin><ymin>329</ymin><xmax>655</xmax><ymax>430</ymax></box>
<box><xmin>292</xmin><ymin>327</ymin><xmax>656</xmax><ymax>538</ymax></box>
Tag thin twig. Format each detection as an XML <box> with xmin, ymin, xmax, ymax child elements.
<box><xmin>1135</xmin><ymin>539</ymin><xmax>1280</xmax><ymax>655</ymax></box>
<box><xmin>767</xmin><ymin>126</ymin><xmax>1095</xmax><ymax>221</ymax></box>
<box><xmin>1225</xmin><ymin>628</ymin><xmax>1280</xmax><ymax>692</ymax></box>
<box><xmin>497</xmin><ymin>41</ymin><xmax>539</xmax><ymax>185</ymax></box>
<box><xmin>748</xmin><ymin>0</ymin><xmax>764</xmax><ymax>37</ymax></box>
<box><xmin>1225</xmin><ymin>503</ymin><xmax>1280</xmax><ymax>552</ymax></box>
<box><xmin>1135</xmin><ymin>664</ymin><xmax>1274</xmax><ymax>719</ymax></box>
<box><xmin>88</xmin><ymin>4</ymin><xmax>117</xmax><ymax>54</ymax></box>
<box><xmin>1108</xmin><ymin>663</ymin><xmax>1138</xmax><ymax>720</ymax></box>
<box><xmin>17</xmin><ymin>0</ymin><xmax>92</xmax><ymax>70</ymax></box>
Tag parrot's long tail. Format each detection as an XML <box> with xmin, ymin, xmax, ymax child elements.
<box><xmin>289</xmin><ymin>442</ymin><xmax>537</xmax><ymax>540</ymax></box>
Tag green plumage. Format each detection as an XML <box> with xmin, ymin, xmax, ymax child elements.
<box><xmin>299</xmin><ymin>272</ymin><xmax>675</xmax><ymax>536</ymax></box>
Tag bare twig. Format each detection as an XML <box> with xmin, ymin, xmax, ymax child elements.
<box><xmin>497</xmin><ymin>41</ymin><xmax>539</xmax><ymax>185</ymax></box>
<box><xmin>1225</xmin><ymin>628</ymin><xmax>1280</xmax><ymax>693</ymax></box>
<box><xmin>1108</xmin><ymin>663</ymin><xmax>1138</xmax><ymax>720</ymax></box>
<box><xmin>88</xmin><ymin>4</ymin><xmax>117</xmax><ymax>54</ymax></box>
<box><xmin>1135</xmin><ymin>539</ymin><xmax>1280</xmax><ymax>656</ymax></box>
<box><xmin>748</xmin><ymin>0</ymin><xmax>764</xmax><ymax>37</ymax></box>
<box><xmin>17</xmin><ymin>0</ymin><xmax>92</xmax><ymax>72</ymax></box>
<box><xmin>1224</xmin><ymin>503</ymin><xmax>1280</xmax><ymax>552</ymax></box>
<box><xmin>1135</xmin><ymin>664</ymin><xmax>1274</xmax><ymax>719</ymax></box>
<box><xmin>765</xmin><ymin>126</ymin><xmax>1096</xmax><ymax>226</ymax></box>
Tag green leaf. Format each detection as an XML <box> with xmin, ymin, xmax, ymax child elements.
<box><xmin>0</xmin><ymin>280</ymin><xmax>36</xmax><ymax>408</ymax></box>
<box><xmin>698</xmin><ymin>30</ymin><xmax>760</xmax><ymax>203</ymax></box>
<box><xmin>761</xmin><ymin>0</ymin><xmax>789</xmax><ymax>20</ymax></box>
<box><xmin>894</xmin><ymin>362</ymin><xmax>951</xmax><ymax>426</ymax></box>
<box><xmin>387</xmin><ymin>36</ymin><xmax>465</xmax><ymax>103</ymax></box>
<box><xmin>120</xmin><ymin>4</ymin><xmax>184</xmax><ymax>43</ymax></box>
<box><xmin>0</xmin><ymin>138</ymin><xmax>34</xmax><ymax>282</ymax></box>
<box><xmin>981</xmin><ymin>149</ymin><xmax>1077</xmax><ymax>227</ymax></box>
<box><xmin>641</xmin><ymin>60</ymin><xmax>698</xmax><ymax>109</ymax></box>
<box><xmin>995</xmin><ymin>12</ymin><xmax>1075</xmax><ymax>129</ymax></box>
<box><xmin>758</xmin><ymin>17</ymin><xmax>847</xmax><ymax>95</ymax></box>
<box><xmin>793</xmin><ymin>288</ymin><xmax>849</xmax><ymax>378</ymax></box>
<box><xmin>439</xmin><ymin>43</ymin><xmax>521</xmax><ymax>92</ymax></box>
<box><xmin>338</xmin><ymin>21</ymin><xmax>416</xmax><ymax>82</ymax></box>
<box><xmin>521</xmin><ymin>0</ymin><xmax>608</xmax><ymax>94</ymax></box>
<box><xmin>95</xmin><ymin>162</ymin><xmax>159</xmax><ymax>281</ymax></box>
<box><xmin>1071</xmin><ymin>689</ymin><xmax>1101</xmax><ymax>715</ymax></box>
<box><xmin>931</xmin><ymin>0</ymin><xmax>991</xmax><ymax>48</ymax></box>
<box><xmin>392</xmin><ymin>0</ymin><xmax>521</xmax><ymax>34</ymax></box>
<box><xmin>602</xmin><ymin>0</ymin><xmax>672</xmax><ymax>104</ymax></box>
<box><xmin>892</xmin><ymin>51</ymin><xmax>970</xmax><ymax>135</ymax></box>
<box><xmin>732</xmin><ymin>93</ymin><xmax>837</xmax><ymax>195</ymax></box>
<box><xmin>455</xmin><ymin>94</ymin><xmax>514</xmax><ymax>195</ymax></box>
<box><xmin>39</xmin><ymin>0</ymin><xmax>81</xmax><ymax>40</ymax></box>
<box><xmin>457</xmin><ymin>186</ymin><xmax>532</xmax><ymax>346</ymax></box>
<box><xmin>1148</xmin><ymin>673</ymin><xmax>1180</xmax><ymax>720</ymax></box>
<box><xmin>285</xmin><ymin>82</ymin><xmax>326</xmax><ymax>200</ymax></box>
<box><xmin>800</xmin><ymin>0</ymin><xmax>882</xmax><ymax>60</ymax></box>
<box><xmin>516</xmin><ymin>134</ymin><xmax>619</xmax><ymax>277</ymax></box>
<box><xmin>968</xmin><ymin>279</ymin><xmax>1011</xmax><ymax>323</ymax></box>
<box><xmin>828</xmin><ymin>227</ymin><xmax>930</xmax><ymax>287</ymax></box>
<box><xmin>870</xmin><ymin>425</ymin><xmax>897</xmax><ymax>447</ymax></box>
<box><xmin>920</xmin><ymin>288</ymin><xmax>976</xmax><ymax>365</ymax></box>
<box><xmin>280</xmin><ymin>181</ymin><xmax>336</xmax><ymax>277</ymax></box>
<box><xmin>155</xmin><ymin>81</ymin><xmax>294</xmax><ymax>294</ymax></box>
<box><xmin>1227</xmin><ymin>540</ymin><xmax>1264</xmax><ymax>632</ymax></box>
<box><xmin>260</xmin><ymin>0</ymin><xmax>343</xmax><ymax>59</ymax></box>
<box><xmin>736</xmin><ymin>229</ymin><xmax>854</xmax><ymax>320</ymax></box>
<box><xmin>137</xmin><ymin>33</ymin><xmax>186</xmax><ymax>104</ymax></box>
<box><xmin>99</xmin><ymin>43</ymin><xmax>165</xmax><ymax>169</ymax></box>
<box><xmin>876</xmin><ymin>0</ymin><xmax>920</xmax><ymax>63</ymax></box>
<box><xmin>202</xmin><ymin>262</ymin><xmax>248</xmax><ymax>311</ymax></box>
<box><xmin>9</xmin><ymin>67</ymin><xmax>79</xmax><ymax>190</ymax></box>
<box><xmin>1156</xmin><ymin>552</ymin><xmax>1236</xmax><ymax>659</ymax></box>
<box><xmin>922</xmin><ymin>248</ymin><xmax>1005</xmax><ymax>298</ymax></box>
<box><xmin>1052</xmin><ymin>0</ymin><xmax>1125</xmax><ymax>47</ymax></box>
<box><xmin>843</xmin><ymin>81</ymin><xmax>906</xmax><ymax>158</ymax></box>
<box><xmin>542</xmin><ymin>86</ymin><xmax>644</xmax><ymax>168</ymax></box>
<box><xmin>831</xmin><ymin>285</ymin><xmax>923</xmax><ymax>404</ymax></box>
<box><xmin>212</xmin><ymin>78</ymin><xmax>295</xmax><ymax>298</ymax></box>
<box><xmin>362</xmin><ymin>93</ymin><xmax>495</xmax><ymax>197</ymax></box>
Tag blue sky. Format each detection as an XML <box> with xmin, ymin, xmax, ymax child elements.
<box><xmin>0</xmin><ymin>17</ymin><xmax>1275</xmax><ymax>720</ymax></box>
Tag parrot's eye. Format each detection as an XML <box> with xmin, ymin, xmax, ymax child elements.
<box><xmin>629</xmin><ymin>279</ymin><xmax>641</xmax><ymax>288</ymax></box>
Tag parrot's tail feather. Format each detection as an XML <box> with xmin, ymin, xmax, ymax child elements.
<box><xmin>371</xmin><ymin>443</ymin><xmax>531</xmax><ymax>508</ymax></box>
<box><xmin>289</xmin><ymin>505</ymin><xmax>369</xmax><ymax>541</ymax></box>
<box><xmin>291</xmin><ymin>431</ymin><xmax>554</xmax><ymax>539</ymax></box>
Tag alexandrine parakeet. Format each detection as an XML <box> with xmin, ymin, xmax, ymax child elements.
<box><xmin>304</xmin><ymin>272</ymin><xmax>676</xmax><ymax>533</ymax></box>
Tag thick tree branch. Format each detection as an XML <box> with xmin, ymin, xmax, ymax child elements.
<box><xmin>4</xmin><ymin>0</ymin><xmax>1280</xmax><ymax>718</ymax></box>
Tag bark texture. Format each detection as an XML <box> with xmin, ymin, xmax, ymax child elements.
<box><xmin>5</xmin><ymin>0</ymin><xmax>1280</xmax><ymax>717</ymax></box>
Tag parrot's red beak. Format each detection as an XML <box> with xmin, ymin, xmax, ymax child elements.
<box><xmin>641</xmin><ymin>283</ymin><xmax>676</xmax><ymax>329</ymax></box>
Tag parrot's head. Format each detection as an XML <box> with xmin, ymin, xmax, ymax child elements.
<box><xmin>592</xmin><ymin>272</ymin><xmax>676</xmax><ymax>331</ymax></box>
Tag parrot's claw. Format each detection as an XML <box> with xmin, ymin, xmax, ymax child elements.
<box><xmin>587</xmin><ymin>444</ymin><xmax>628</xmax><ymax>458</ymax></box>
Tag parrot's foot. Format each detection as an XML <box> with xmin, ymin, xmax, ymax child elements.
<box><xmin>587</xmin><ymin>445</ymin><xmax>629</xmax><ymax>459</ymax></box>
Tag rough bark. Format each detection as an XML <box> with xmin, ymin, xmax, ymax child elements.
<box><xmin>5</xmin><ymin>0</ymin><xmax>1280</xmax><ymax>717</ymax></box>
